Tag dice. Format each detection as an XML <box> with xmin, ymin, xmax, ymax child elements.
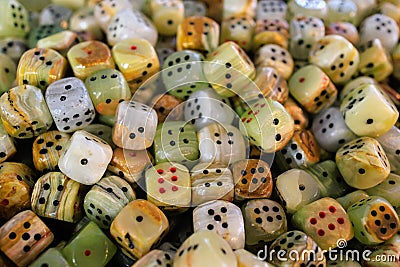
<box><xmin>70</xmin><ymin>8</ymin><xmax>103</xmax><ymax>40</ymax></box>
<box><xmin>337</xmin><ymin>190</ymin><xmax>370</xmax><ymax>210</ymax></box>
<box><xmin>110</xmin><ymin>199</ymin><xmax>169</xmax><ymax>259</ymax></box>
<box><xmin>85</xmin><ymin>69</ymin><xmax>131</xmax><ymax>116</ymax></box>
<box><xmin>113</xmin><ymin>100</ymin><xmax>158</xmax><ymax>150</ymax></box>
<box><xmin>84</xmin><ymin>123</ymin><xmax>114</xmax><ymax>147</ymax></box>
<box><xmin>31</xmin><ymin>172</ymin><xmax>84</xmax><ymax>223</ymax></box>
<box><xmin>231</xmin><ymin>159</ymin><xmax>273</xmax><ymax>201</ymax></box>
<box><xmin>377</xmin><ymin>126</ymin><xmax>400</xmax><ymax>175</ymax></box>
<box><xmin>84</xmin><ymin>176</ymin><xmax>136</xmax><ymax>228</ymax></box>
<box><xmin>309</xmin><ymin>34</ymin><xmax>359</xmax><ymax>84</ymax></box>
<box><xmin>0</xmin><ymin>210</ymin><xmax>54</xmax><ymax>267</ymax></box>
<box><xmin>289</xmin><ymin>64</ymin><xmax>337</xmax><ymax>114</ymax></box>
<box><xmin>339</xmin><ymin>76</ymin><xmax>377</xmax><ymax>101</ymax></box>
<box><xmin>153</xmin><ymin>121</ymin><xmax>199</xmax><ymax>165</ymax></box>
<box><xmin>223</xmin><ymin>0</ymin><xmax>256</xmax><ymax>19</ymax></box>
<box><xmin>58</xmin><ymin>130</ymin><xmax>113</xmax><ymax>185</ymax></box>
<box><xmin>0</xmin><ymin>162</ymin><xmax>35</xmax><ymax>221</ymax></box>
<box><xmin>253</xmin><ymin>18</ymin><xmax>289</xmax><ymax>50</ymax></box>
<box><xmin>0</xmin><ymin>85</ymin><xmax>53</xmax><ymax>139</ymax></box>
<box><xmin>93</xmin><ymin>0</ymin><xmax>133</xmax><ymax>31</ymax></box>
<box><xmin>359</xmin><ymin>14</ymin><xmax>399</xmax><ymax>52</ymax></box>
<box><xmin>284</xmin><ymin>97</ymin><xmax>309</xmax><ymax>131</ymax></box>
<box><xmin>131</xmin><ymin>249</ymin><xmax>173</xmax><ymax>267</ymax></box>
<box><xmin>173</xmin><ymin>231</ymin><xmax>236</xmax><ymax>267</ymax></box>
<box><xmin>191</xmin><ymin>162</ymin><xmax>234</xmax><ymax>206</ymax></box>
<box><xmin>270</xmin><ymin>230</ymin><xmax>326</xmax><ymax>266</ymax></box>
<box><xmin>17</xmin><ymin>48</ymin><xmax>67</xmax><ymax>91</ymax></box>
<box><xmin>311</xmin><ymin>107</ymin><xmax>357</xmax><ymax>153</ymax></box>
<box><xmin>0</xmin><ymin>53</ymin><xmax>16</xmax><ymax>95</ymax></box>
<box><xmin>289</xmin><ymin>16</ymin><xmax>325</xmax><ymax>61</ymax></box>
<box><xmin>193</xmin><ymin>200</ymin><xmax>245</xmax><ymax>250</ymax></box>
<box><xmin>45</xmin><ymin>77</ymin><xmax>96</xmax><ymax>133</ymax></box>
<box><xmin>326</xmin><ymin>0</ymin><xmax>358</xmax><ymax>25</ymax></box>
<box><xmin>29</xmin><ymin>248</ymin><xmax>70</xmax><ymax>267</ymax></box>
<box><xmin>67</xmin><ymin>40</ymin><xmax>115</xmax><ymax>80</ymax></box>
<box><xmin>366</xmin><ymin>173</ymin><xmax>400</xmax><ymax>209</ymax></box>
<box><xmin>0</xmin><ymin>38</ymin><xmax>27</xmax><ymax>63</ymax></box>
<box><xmin>340</xmin><ymin>84</ymin><xmax>398</xmax><ymax>137</ymax></box>
<box><xmin>0</xmin><ymin>120</ymin><xmax>16</xmax><ymax>164</ymax></box>
<box><xmin>150</xmin><ymin>94</ymin><xmax>184</xmax><ymax>123</ymax></box>
<box><xmin>292</xmin><ymin>197</ymin><xmax>354</xmax><ymax>250</ymax></box>
<box><xmin>177</xmin><ymin>16</ymin><xmax>220</xmax><ymax>55</ymax></box>
<box><xmin>106</xmin><ymin>9</ymin><xmax>158</xmax><ymax>47</ymax></box>
<box><xmin>239</xmin><ymin>98</ymin><xmax>294</xmax><ymax>153</ymax></box>
<box><xmin>145</xmin><ymin>162</ymin><xmax>191</xmax><ymax>210</ymax></box>
<box><xmin>276</xmin><ymin>168</ymin><xmax>321</xmax><ymax>214</ymax></box>
<box><xmin>183</xmin><ymin>1</ymin><xmax>206</xmax><ymax>17</ymax></box>
<box><xmin>62</xmin><ymin>221</ymin><xmax>117</xmax><ymax>266</ymax></box>
<box><xmin>326</xmin><ymin>22</ymin><xmax>359</xmax><ymax>45</ymax></box>
<box><xmin>0</xmin><ymin>0</ymin><xmax>30</xmax><ymax>38</ymax></box>
<box><xmin>256</xmin><ymin>0</ymin><xmax>287</xmax><ymax>20</ymax></box>
<box><xmin>287</xmin><ymin>0</ymin><xmax>328</xmax><ymax>20</ymax></box>
<box><xmin>198</xmin><ymin>123</ymin><xmax>247</xmax><ymax>165</ymax></box>
<box><xmin>220</xmin><ymin>15</ymin><xmax>255</xmax><ymax>52</ymax></box>
<box><xmin>254</xmin><ymin>44</ymin><xmax>293</xmax><ymax>80</ymax></box>
<box><xmin>27</xmin><ymin>25</ymin><xmax>64</xmax><ymax>48</ymax></box>
<box><xmin>36</xmin><ymin>30</ymin><xmax>79</xmax><ymax>56</ymax></box>
<box><xmin>150</xmin><ymin>0</ymin><xmax>184</xmax><ymax>36</ymax></box>
<box><xmin>347</xmin><ymin>196</ymin><xmax>399</xmax><ymax>245</ymax></box>
<box><xmin>336</xmin><ymin>137</ymin><xmax>390</xmax><ymax>189</ymax></box>
<box><xmin>242</xmin><ymin>199</ymin><xmax>287</xmax><ymax>245</ymax></box>
<box><xmin>39</xmin><ymin>4</ymin><xmax>72</xmax><ymax>27</ymax></box>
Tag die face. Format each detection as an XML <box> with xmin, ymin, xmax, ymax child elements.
<box><xmin>145</xmin><ymin>162</ymin><xmax>191</xmax><ymax>209</ymax></box>
<box><xmin>339</xmin><ymin>76</ymin><xmax>377</xmax><ymax>101</ymax></box>
<box><xmin>69</xmin><ymin>8</ymin><xmax>103</xmax><ymax>40</ymax></box>
<box><xmin>150</xmin><ymin>94</ymin><xmax>184</xmax><ymax>123</ymax></box>
<box><xmin>326</xmin><ymin>0</ymin><xmax>358</xmax><ymax>25</ymax></box>
<box><xmin>309</xmin><ymin>34</ymin><xmax>360</xmax><ymax>84</ymax></box>
<box><xmin>377</xmin><ymin>127</ymin><xmax>400</xmax><ymax>175</ymax></box>
<box><xmin>340</xmin><ymin>84</ymin><xmax>399</xmax><ymax>137</ymax></box>
<box><xmin>270</xmin><ymin>231</ymin><xmax>325</xmax><ymax>266</ymax></box>
<box><xmin>162</xmin><ymin>50</ymin><xmax>207</xmax><ymax>99</ymax></box>
<box><xmin>292</xmin><ymin>197</ymin><xmax>354</xmax><ymax>250</ymax></box>
<box><xmin>254</xmin><ymin>44</ymin><xmax>294</xmax><ymax>80</ymax></box>
<box><xmin>183</xmin><ymin>0</ymin><xmax>206</xmax><ymax>17</ymax></box>
<box><xmin>85</xmin><ymin>69</ymin><xmax>131</xmax><ymax>116</ymax></box>
<box><xmin>359</xmin><ymin>14</ymin><xmax>399</xmax><ymax>52</ymax></box>
<box><xmin>27</xmin><ymin>25</ymin><xmax>64</xmax><ymax>48</ymax></box>
<box><xmin>62</xmin><ymin>221</ymin><xmax>117</xmax><ymax>266</ymax></box>
<box><xmin>0</xmin><ymin>162</ymin><xmax>35</xmax><ymax>221</ymax></box>
<box><xmin>184</xmin><ymin>88</ymin><xmax>235</xmax><ymax>129</ymax></box>
<box><xmin>0</xmin><ymin>85</ymin><xmax>53</xmax><ymax>139</ymax></box>
<box><xmin>348</xmin><ymin>197</ymin><xmax>399</xmax><ymax>245</ymax></box>
<box><xmin>174</xmin><ymin>231</ymin><xmax>237</xmax><ymax>267</ymax></box>
<box><xmin>0</xmin><ymin>0</ymin><xmax>30</xmax><ymax>38</ymax></box>
<box><xmin>177</xmin><ymin>16</ymin><xmax>220</xmax><ymax>55</ymax></box>
<box><xmin>193</xmin><ymin>200</ymin><xmax>245</xmax><ymax>250</ymax></box>
<box><xmin>107</xmin><ymin>9</ymin><xmax>158</xmax><ymax>47</ymax></box>
<box><xmin>153</xmin><ymin>121</ymin><xmax>199</xmax><ymax>165</ymax></box>
<box><xmin>45</xmin><ymin>77</ymin><xmax>96</xmax><ymax>133</ymax></box>
<box><xmin>107</xmin><ymin>148</ymin><xmax>153</xmax><ymax>183</ymax></box>
<box><xmin>150</xmin><ymin>0</ymin><xmax>185</xmax><ymax>36</ymax></box>
<box><xmin>111</xmin><ymin>38</ymin><xmax>160</xmax><ymax>84</ymax></box>
<box><xmin>32</xmin><ymin>130</ymin><xmax>70</xmax><ymax>172</ymax></box>
<box><xmin>132</xmin><ymin>249</ymin><xmax>173</xmax><ymax>267</ymax></box>
<box><xmin>253</xmin><ymin>18</ymin><xmax>289</xmax><ymax>51</ymax></box>
<box><xmin>366</xmin><ymin>173</ymin><xmax>400</xmax><ymax>209</ymax></box>
<box><xmin>84</xmin><ymin>176</ymin><xmax>135</xmax><ymax>228</ymax></box>
<box><xmin>198</xmin><ymin>123</ymin><xmax>247</xmax><ymax>165</ymax></box>
<box><xmin>287</xmin><ymin>0</ymin><xmax>328</xmax><ymax>20</ymax></box>
<box><xmin>358</xmin><ymin>39</ymin><xmax>393</xmax><ymax>82</ymax></box>
<box><xmin>231</xmin><ymin>159</ymin><xmax>273</xmax><ymax>200</ymax></box>
<box><xmin>31</xmin><ymin>172</ymin><xmax>84</xmax><ymax>223</ymax></box>
<box><xmin>113</xmin><ymin>100</ymin><xmax>158</xmax><ymax>150</ymax></box>
<box><xmin>240</xmin><ymin>98</ymin><xmax>294</xmax><ymax>153</ymax></box>
<box><xmin>311</xmin><ymin>107</ymin><xmax>357</xmax><ymax>153</ymax></box>
<box><xmin>336</xmin><ymin>190</ymin><xmax>370</xmax><ymax>210</ymax></box>
<box><xmin>0</xmin><ymin>210</ymin><xmax>54</xmax><ymax>267</ymax></box>
<box><xmin>276</xmin><ymin>168</ymin><xmax>321</xmax><ymax>214</ymax></box>
<box><xmin>190</xmin><ymin>162</ymin><xmax>234</xmax><ymax>206</ymax></box>
<box><xmin>83</xmin><ymin>123</ymin><xmax>114</xmax><ymax>147</ymax></box>
<box><xmin>93</xmin><ymin>0</ymin><xmax>133</xmax><ymax>31</ymax></box>
<box><xmin>17</xmin><ymin>48</ymin><xmax>67</xmax><ymax>90</ymax></box>
<box><xmin>289</xmin><ymin>16</ymin><xmax>325</xmax><ymax>61</ymax></box>
<box><xmin>39</xmin><ymin>4</ymin><xmax>72</xmax><ymax>27</ymax></box>
<box><xmin>0</xmin><ymin>38</ymin><xmax>27</xmax><ymax>63</ymax></box>
<box><xmin>242</xmin><ymin>199</ymin><xmax>287</xmax><ymax>245</ymax></box>
<box><xmin>289</xmin><ymin>64</ymin><xmax>337</xmax><ymax>114</ymax></box>
<box><xmin>30</xmin><ymin>248</ymin><xmax>70</xmax><ymax>267</ymax></box>
<box><xmin>204</xmin><ymin>41</ymin><xmax>255</xmax><ymax>97</ymax></box>
<box><xmin>283</xmin><ymin>97</ymin><xmax>309</xmax><ymax>131</ymax></box>
<box><xmin>326</xmin><ymin>22</ymin><xmax>359</xmax><ymax>45</ymax></box>
<box><xmin>256</xmin><ymin>0</ymin><xmax>287</xmax><ymax>20</ymax></box>
<box><xmin>221</xmin><ymin>15</ymin><xmax>255</xmax><ymax>52</ymax></box>
<box><xmin>67</xmin><ymin>41</ymin><xmax>115</xmax><ymax>80</ymax></box>
<box><xmin>336</xmin><ymin>137</ymin><xmax>390</xmax><ymax>189</ymax></box>
<box><xmin>58</xmin><ymin>130</ymin><xmax>113</xmax><ymax>185</ymax></box>
<box><xmin>110</xmin><ymin>200</ymin><xmax>169</xmax><ymax>259</ymax></box>
<box><xmin>0</xmin><ymin>53</ymin><xmax>16</xmax><ymax>95</ymax></box>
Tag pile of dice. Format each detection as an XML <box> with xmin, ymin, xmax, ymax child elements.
<box><xmin>1</xmin><ymin>0</ymin><xmax>400</xmax><ymax>266</ymax></box>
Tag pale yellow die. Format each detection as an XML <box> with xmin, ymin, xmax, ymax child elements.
<box><xmin>222</xmin><ymin>0</ymin><xmax>257</xmax><ymax>19</ymax></box>
<box><xmin>254</xmin><ymin>44</ymin><xmax>293</xmax><ymax>80</ymax></box>
<box><xmin>150</xmin><ymin>0</ymin><xmax>184</xmax><ymax>36</ymax></box>
<box><xmin>36</xmin><ymin>30</ymin><xmax>78</xmax><ymax>56</ymax></box>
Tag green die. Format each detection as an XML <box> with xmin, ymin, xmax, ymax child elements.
<box><xmin>0</xmin><ymin>53</ymin><xmax>16</xmax><ymax>94</ymax></box>
<box><xmin>0</xmin><ymin>0</ymin><xmax>29</xmax><ymax>38</ymax></box>
<box><xmin>62</xmin><ymin>221</ymin><xmax>117</xmax><ymax>266</ymax></box>
<box><xmin>162</xmin><ymin>50</ymin><xmax>207</xmax><ymax>100</ymax></box>
<box><xmin>153</xmin><ymin>121</ymin><xmax>199</xmax><ymax>166</ymax></box>
<box><xmin>30</xmin><ymin>248</ymin><xmax>71</xmax><ymax>267</ymax></box>
<box><xmin>85</xmin><ymin>69</ymin><xmax>131</xmax><ymax>116</ymax></box>
<box><xmin>347</xmin><ymin>196</ymin><xmax>399</xmax><ymax>245</ymax></box>
<box><xmin>337</xmin><ymin>190</ymin><xmax>370</xmax><ymax>210</ymax></box>
<box><xmin>84</xmin><ymin>123</ymin><xmax>114</xmax><ymax>148</ymax></box>
<box><xmin>84</xmin><ymin>176</ymin><xmax>136</xmax><ymax>228</ymax></box>
<box><xmin>28</xmin><ymin>24</ymin><xmax>64</xmax><ymax>48</ymax></box>
<box><xmin>366</xmin><ymin>173</ymin><xmax>400</xmax><ymax>209</ymax></box>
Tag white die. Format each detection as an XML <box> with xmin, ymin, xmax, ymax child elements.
<box><xmin>58</xmin><ymin>130</ymin><xmax>113</xmax><ymax>185</ymax></box>
<box><xmin>94</xmin><ymin>0</ymin><xmax>133</xmax><ymax>31</ymax></box>
<box><xmin>256</xmin><ymin>0</ymin><xmax>287</xmax><ymax>20</ymax></box>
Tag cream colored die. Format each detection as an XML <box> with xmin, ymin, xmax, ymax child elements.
<box><xmin>193</xmin><ymin>200</ymin><xmax>245</xmax><ymax>250</ymax></box>
<box><xmin>223</xmin><ymin>0</ymin><xmax>256</xmax><ymax>19</ymax></box>
<box><xmin>174</xmin><ymin>231</ymin><xmax>237</xmax><ymax>267</ymax></box>
<box><xmin>339</xmin><ymin>76</ymin><xmax>377</xmax><ymax>101</ymax></box>
<box><xmin>234</xmin><ymin>249</ymin><xmax>275</xmax><ymax>267</ymax></box>
<box><xmin>340</xmin><ymin>83</ymin><xmax>398</xmax><ymax>137</ymax></box>
<box><xmin>131</xmin><ymin>249</ymin><xmax>173</xmax><ymax>267</ymax></box>
<box><xmin>309</xmin><ymin>34</ymin><xmax>359</xmax><ymax>84</ymax></box>
<box><xmin>358</xmin><ymin>39</ymin><xmax>393</xmax><ymax>82</ymax></box>
<box><xmin>336</xmin><ymin>137</ymin><xmax>390</xmax><ymax>189</ymax></box>
<box><xmin>110</xmin><ymin>200</ymin><xmax>169</xmax><ymax>259</ymax></box>
<box><xmin>150</xmin><ymin>0</ymin><xmax>184</xmax><ymax>36</ymax></box>
<box><xmin>287</xmin><ymin>0</ymin><xmax>328</xmax><ymax>20</ymax></box>
<box><xmin>254</xmin><ymin>44</ymin><xmax>294</xmax><ymax>79</ymax></box>
<box><xmin>94</xmin><ymin>0</ymin><xmax>132</xmax><ymax>31</ymax></box>
<box><xmin>326</xmin><ymin>0</ymin><xmax>358</xmax><ymax>25</ymax></box>
<box><xmin>145</xmin><ymin>162</ymin><xmax>191</xmax><ymax>209</ymax></box>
